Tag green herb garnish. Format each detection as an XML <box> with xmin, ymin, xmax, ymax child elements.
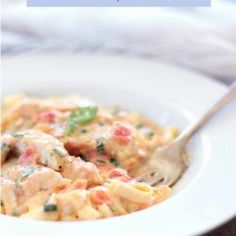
<box><xmin>96</xmin><ymin>159</ymin><xmax>106</xmax><ymax>164</ymax></box>
<box><xmin>136</xmin><ymin>123</ymin><xmax>144</xmax><ymax>129</ymax></box>
<box><xmin>15</xmin><ymin>166</ymin><xmax>34</xmax><ymax>188</ymax></box>
<box><xmin>146</xmin><ymin>131</ymin><xmax>155</xmax><ymax>138</ymax></box>
<box><xmin>21</xmin><ymin>166</ymin><xmax>34</xmax><ymax>179</ymax></box>
<box><xmin>80</xmin><ymin>128</ymin><xmax>87</xmax><ymax>133</ymax></box>
<box><xmin>12</xmin><ymin>210</ymin><xmax>20</xmax><ymax>216</ymax></box>
<box><xmin>110</xmin><ymin>157</ymin><xmax>120</xmax><ymax>167</ymax></box>
<box><xmin>79</xmin><ymin>152</ymin><xmax>89</xmax><ymax>162</ymax></box>
<box><xmin>12</xmin><ymin>132</ymin><xmax>25</xmax><ymax>139</ymax></box>
<box><xmin>65</xmin><ymin>106</ymin><xmax>98</xmax><ymax>135</ymax></box>
<box><xmin>96</xmin><ymin>139</ymin><xmax>106</xmax><ymax>154</ymax></box>
<box><xmin>44</xmin><ymin>203</ymin><xmax>58</xmax><ymax>212</ymax></box>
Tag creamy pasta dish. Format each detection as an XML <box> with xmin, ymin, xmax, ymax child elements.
<box><xmin>1</xmin><ymin>95</ymin><xmax>178</xmax><ymax>221</ymax></box>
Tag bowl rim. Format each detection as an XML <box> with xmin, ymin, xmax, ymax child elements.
<box><xmin>1</xmin><ymin>53</ymin><xmax>236</xmax><ymax>236</ymax></box>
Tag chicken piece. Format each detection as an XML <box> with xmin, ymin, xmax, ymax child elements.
<box><xmin>1</xmin><ymin>166</ymin><xmax>67</xmax><ymax>216</ymax></box>
<box><xmin>62</xmin><ymin>156</ymin><xmax>103</xmax><ymax>186</ymax></box>
<box><xmin>1</xmin><ymin>130</ymin><xmax>103</xmax><ymax>186</ymax></box>
<box><xmin>1</xmin><ymin>130</ymin><xmax>67</xmax><ymax>170</ymax></box>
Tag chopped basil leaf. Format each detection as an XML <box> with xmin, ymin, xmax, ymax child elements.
<box><xmin>21</xmin><ymin>166</ymin><xmax>34</xmax><ymax>179</ymax></box>
<box><xmin>44</xmin><ymin>203</ymin><xmax>58</xmax><ymax>212</ymax></box>
<box><xmin>12</xmin><ymin>209</ymin><xmax>20</xmax><ymax>216</ymax></box>
<box><xmin>80</xmin><ymin>128</ymin><xmax>87</xmax><ymax>133</ymax></box>
<box><xmin>110</xmin><ymin>157</ymin><xmax>120</xmax><ymax>167</ymax></box>
<box><xmin>146</xmin><ymin>131</ymin><xmax>155</xmax><ymax>138</ymax></box>
<box><xmin>12</xmin><ymin>132</ymin><xmax>24</xmax><ymax>139</ymax></box>
<box><xmin>139</xmin><ymin>126</ymin><xmax>155</xmax><ymax>139</ymax></box>
<box><xmin>65</xmin><ymin>106</ymin><xmax>98</xmax><ymax>135</ymax></box>
<box><xmin>53</xmin><ymin>146</ymin><xmax>66</xmax><ymax>158</ymax></box>
<box><xmin>96</xmin><ymin>139</ymin><xmax>106</xmax><ymax>154</ymax></box>
<box><xmin>79</xmin><ymin>152</ymin><xmax>89</xmax><ymax>162</ymax></box>
<box><xmin>136</xmin><ymin>123</ymin><xmax>144</xmax><ymax>129</ymax></box>
<box><xmin>96</xmin><ymin>159</ymin><xmax>106</xmax><ymax>164</ymax></box>
<box><xmin>15</xmin><ymin>166</ymin><xmax>34</xmax><ymax>188</ymax></box>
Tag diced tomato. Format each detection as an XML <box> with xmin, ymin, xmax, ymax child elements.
<box><xmin>87</xmin><ymin>150</ymin><xmax>101</xmax><ymax>159</ymax></box>
<box><xmin>64</xmin><ymin>141</ymin><xmax>84</xmax><ymax>156</ymax></box>
<box><xmin>109</xmin><ymin>169</ymin><xmax>132</xmax><ymax>182</ymax></box>
<box><xmin>39</xmin><ymin>111</ymin><xmax>56</xmax><ymax>122</ymax></box>
<box><xmin>112</xmin><ymin>122</ymin><xmax>132</xmax><ymax>143</ymax></box>
<box><xmin>15</xmin><ymin>188</ymin><xmax>24</xmax><ymax>198</ymax></box>
<box><xmin>19</xmin><ymin>147</ymin><xmax>37</xmax><ymax>166</ymax></box>
<box><xmin>90</xmin><ymin>191</ymin><xmax>112</xmax><ymax>206</ymax></box>
<box><xmin>109</xmin><ymin>169</ymin><xmax>124</xmax><ymax>177</ymax></box>
<box><xmin>113</xmin><ymin>122</ymin><xmax>131</xmax><ymax>136</ymax></box>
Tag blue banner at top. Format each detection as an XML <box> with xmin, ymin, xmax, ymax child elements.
<box><xmin>28</xmin><ymin>0</ymin><xmax>211</xmax><ymax>7</ymax></box>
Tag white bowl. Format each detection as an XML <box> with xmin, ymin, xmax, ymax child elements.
<box><xmin>1</xmin><ymin>54</ymin><xmax>236</xmax><ymax>236</ymax></box>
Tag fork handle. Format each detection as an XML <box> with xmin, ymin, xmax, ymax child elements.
<box><xmin>176</xmin><ymin>81</ymin><xmax>236</xmax><ymax>146</ymax></box>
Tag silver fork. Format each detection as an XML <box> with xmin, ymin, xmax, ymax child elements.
<box><xmin>136</xmin><ymin>82</ymin><xmax>236</xmax><ymax>187</ymax></box>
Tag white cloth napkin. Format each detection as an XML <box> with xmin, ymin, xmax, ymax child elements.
<box><xmin>2</xmin><ymin>0</ymin><xmax>236</xmax><ymax>84</ymax></box>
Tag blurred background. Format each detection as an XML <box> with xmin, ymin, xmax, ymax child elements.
<box><xmin>2</xmin><ymin>0</ymin><xmax>236</xmax><ymax>85</ymax></box>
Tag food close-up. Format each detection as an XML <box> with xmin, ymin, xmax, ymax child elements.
<box><xmin>1</xmin><ymin>0</ymin><xmax>236</xmax><ymax>235</ymax></box>
<box><xmin>1</xmin><ymin>95</ymin><xmax>177</xmax><ymax>220</ymax></box>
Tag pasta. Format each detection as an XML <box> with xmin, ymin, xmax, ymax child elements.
<box><xmin>1</xmin><ymin>95</ymin><xmax>177</xmax><ymax>221</ymax></box>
